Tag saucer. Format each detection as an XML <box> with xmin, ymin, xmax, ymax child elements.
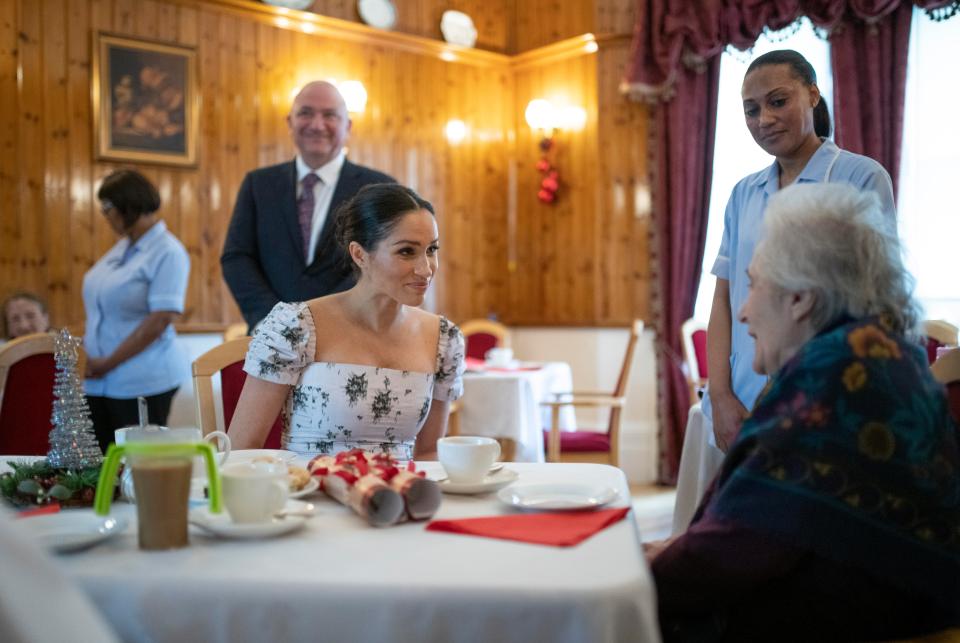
<box><xmin>438</xmin><ymin>469</ymin><xmax>519</xmax><ymax>495</ymax></box>
<box><xmin>290</xmin><ymin>476</ymin><xmax>320</xmax><ymax>498</ymax></box>
<box><xmin>189</xmin><ymin>500</ymin><xmax>314</xmax><ymax>539</ymax></box>
<box><xmin>497</xmin><ymin>482</ymin><xmax>618</xmax><ymax>511</ymax></box>
<box><xmin>18</xmin><ymin>511</ymin><xmax>129</xmax><ymax>553</ymax></box>
<box><xmin>229</xmin><ymin>449</ymin><xmax>298</xmax><ymax>464</ymax></box>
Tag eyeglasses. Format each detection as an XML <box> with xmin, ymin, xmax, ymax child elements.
<box><xmin>100</xmin><ymin>199</ymin><xmax>115</xmax><ymax>215</ymax></box>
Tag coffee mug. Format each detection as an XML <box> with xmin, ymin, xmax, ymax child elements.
<box><xmin>115</xmin><ymin>427</ymin><xmax>231</xmax><ymax>501</ymax></box>
<box><xmin>485</xmin><ymin>347</ymin><xmax>514</xmax><ymax>367</ymax></box>
<box><xmin>437</xmin><ymin>436</ymin><xmax>501</xmax><ymax>484</ymax></box>
<box><xmin>221</xmin><ymin>461</ymin><xmax>289</xmax><ymax>524</ymax></box>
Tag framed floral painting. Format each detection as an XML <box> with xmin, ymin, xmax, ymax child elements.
<box><xmin>92</xmin><ymin>33</ymin><xmax>199</xmax><ymax>167</ymax></box>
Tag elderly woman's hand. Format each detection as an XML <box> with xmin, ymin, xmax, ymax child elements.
<box><xmin>711</xmin><ymin>391</ymin><xmax>748</xmax><ymax>452</ymax></box>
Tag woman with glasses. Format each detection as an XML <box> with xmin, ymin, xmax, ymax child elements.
<box><xmin>84</xmin><ymin>169</ymin><xmax>189</xmax><ymax>451</ymax></box>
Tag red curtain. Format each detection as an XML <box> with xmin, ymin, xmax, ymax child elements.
<box><xmin>623</xmin><ymin>0</ymin><xmax>956</xmax><ymax>483</ymax></box>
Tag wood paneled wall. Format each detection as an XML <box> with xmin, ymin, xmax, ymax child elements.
<box><xmin>1</xmin><ymin>0</ymin><xmax>649</xmax><ymax>330</ymax></box>
<box><xmin>505</xmin><ymin>35</ymin><xmax>649</xmax><ymax>325</ymax></box>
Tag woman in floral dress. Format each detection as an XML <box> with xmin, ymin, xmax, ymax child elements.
<box><xmin>227</xmin><ymin>184</ymin><xmax>464</xmax><ymax>460</ymax></box>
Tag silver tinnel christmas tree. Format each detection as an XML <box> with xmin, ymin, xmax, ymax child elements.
<box><xmin>46</xmin><ymin>329</ymin><xmax>103</xmax><ymax>469</ymax></box>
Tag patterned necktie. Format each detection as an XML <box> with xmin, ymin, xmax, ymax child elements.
<box><xmin>298</xmin><ymin>173</ymin><xmax>320</xmax><ymax>260</ymax></box>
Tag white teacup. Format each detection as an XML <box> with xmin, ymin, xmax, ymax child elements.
<box><xmin>221</xmin><ymin>461</ymin><xmax>289</xmax><ymax>524</ymax></box>
<box><xmin>115</xmin><ymin>427</ymin><xmax>231</xmax><ymax>501</ymax></box>
<box><xmin>437</xmin><ymin>436</ymin><xmax>501</xmax><ymax>484</ymax></box>
<box><xmin>485</xmin><ymin>347</ymin><xmax>514</xmax><ymax>367</ymax></box>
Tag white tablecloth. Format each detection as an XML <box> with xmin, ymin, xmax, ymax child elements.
<box><xmin>459</xmin><ymin>362</ymin><xmax>577</xmax><ymax>462</ymax></box>
<box><xmin>9</xmin><ymin>462</ymin><xmax>660</xmax><ymax>643</ymax></box>
<box><xmin>671</xmin><ymin>404</ymin><xmax>725</xmax><ymax>535</ymax></box>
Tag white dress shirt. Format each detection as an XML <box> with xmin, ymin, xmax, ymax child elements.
<box><xmin>296</xmin><ymin>151</ymin><xmax>346</xmax><ymax>265</ymax></box>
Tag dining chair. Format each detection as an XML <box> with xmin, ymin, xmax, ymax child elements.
<box><xmin>458</xmin><ymin>319</ymin><xmax>510</xmax><ymax>361</ymax></box>
<box><xmin>681</xmin><ymin>318</ymin><xmax>708</xmax><ymax>404</ymax></box>
<box><xmin>921</xmin><ymin>319</ymin><xmax>958</xmax><ymax>365</ymax></box>
<box><xmin>0</xmin><ymin>332</ymin><xmax>83</xmax><ymax>455</ymax></box>
<box><xmin>542</xmin><ymin>320</ymin><xmax>644</xmax><ymax>468</ymax></box>
<box><xmin>191</xmin><ymin>337</ymin><xmax>283</xmax><ymax>448</ymax></box>
<box><xmin>931</xmin><ymin>347</ymin><xmax>960</xmax><ymax>423</ymax></box>
<box><xmin>223</xmin><ymin>322</ymin><xmax>248</xmax><ymax>342</ymax></box>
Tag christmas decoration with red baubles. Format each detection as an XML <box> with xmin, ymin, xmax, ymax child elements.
<box><xmin>536</xmin><ymin>137</ymin><xmax>560</xmax><ymax>204</ymax></box>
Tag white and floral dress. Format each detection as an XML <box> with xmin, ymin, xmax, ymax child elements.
<box><xmin>243</xmin><ymin>302</ymin><xmax>465</xmax><ymax>459</ymax></box>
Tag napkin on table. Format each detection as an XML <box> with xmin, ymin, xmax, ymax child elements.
<box><xmin>425</xmin><ymin>507</ymin><xmax>630</xmax><ymax>547</ymax></box>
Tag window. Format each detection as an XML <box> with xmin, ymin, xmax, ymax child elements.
<box><xmin>898</xmin><ymin>10</ymin><xmax>960</xmax><ymax>324</ymax></box>
<box><xmin>693</xmin><ymin>20</ymin><xmax>833</xmax><ymax>322</ymax></box>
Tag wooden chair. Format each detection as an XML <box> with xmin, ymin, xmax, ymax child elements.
<box><xmin>542</xmin><ymin>320</ymin><xmax>644</xmax><ymax>468</ymax></box>
<box><xmin>223</xmin><ymin>322</ymin><xmax>248</xmax><ymax>342</ymax></box>
<box><xmin>459</xmin><ymin>319</ymin><xmax>510</xmax><ymax>361</ymax></box>
<box><xmin>931</xmin><ymin>347</ymin><xmax>960</xmax><ymax>423</ymax></box>
<box><xmin>922</xmin><ymin>319</ymin><xmax>958</xmax><ymax>365</ymax></box>
<box><xmin>192</xmin><ymin>337</ymin><xmax>283</xmax><ymax>448</ymax></box>
<box><xmin>0</xmin><ymin>332</ymin><xmax>84</xmax><ymax>455</ymax></box>
<box><xmin>681</xmin><ymin>318</ymin><xmax>708</xmax><ymax>404</ymax></box>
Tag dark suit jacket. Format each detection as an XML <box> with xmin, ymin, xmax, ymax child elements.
<box><xmin>221</xmin><ymin>159</ymin><xmax>395</xmax><ymax>329</ymax></box>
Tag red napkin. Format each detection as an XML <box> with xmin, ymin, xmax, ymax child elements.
<box><xmin>426</xmin><ymin>507</ymin><xmax>629</xmax><ymax>547</ymax></box>
<box><xmin>16</xmin><ymin>503</ymin><xmax>61</xmax><ymax>519</ymax></box>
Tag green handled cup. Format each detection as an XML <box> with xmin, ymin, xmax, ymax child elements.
<box><xmin>95</xmin><ymin>442</ymin><xmax>222</xmax><ymax>516</ymax></box>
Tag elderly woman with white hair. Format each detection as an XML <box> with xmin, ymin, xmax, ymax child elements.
<box><xmin>651</xmin><ymin>183</ymin><xmax>960</xmax><ymax>642</ymax></box>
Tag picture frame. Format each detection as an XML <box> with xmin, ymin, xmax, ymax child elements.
<box><xmin>91</xmin><ymin>33</ymin><xmax>199</xmax><ymax>167</ymax></box>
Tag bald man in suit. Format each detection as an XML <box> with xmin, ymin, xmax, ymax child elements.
<box><xmin>221</xmin><ymin>81</ymin><xmax>394</xmax><ymax>329</ymax></box>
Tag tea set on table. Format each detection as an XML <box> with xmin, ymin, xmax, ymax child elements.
<box><xmin>23</xmin><ymin>419</ymin><xmax>617</xmax><ymax>552</ymax></box>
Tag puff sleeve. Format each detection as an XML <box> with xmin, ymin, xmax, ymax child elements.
<box><xmin>243</xmin><ymin>302</ymin><xmax>316</xmax><ymax>385</ymax></box>
<box><xmin>433</xmin><ymin>317</ymin><xmax>465</xmax><ymax>401</ymax></box>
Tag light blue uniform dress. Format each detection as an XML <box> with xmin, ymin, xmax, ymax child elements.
<box><xmin>701</xmin><ymin>139</ymin><xmax>896</xmax><ymax>436</ymax></box>
<box><xmin>83</xmin><ymin>221</ymin><xmax>190</xmax><ymax>399</ymax></box>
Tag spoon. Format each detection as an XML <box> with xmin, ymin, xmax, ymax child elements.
<box><xmin>274</xmin><ymin>503</ymin><xmax>316</xmax><ymax>519</ymax></box>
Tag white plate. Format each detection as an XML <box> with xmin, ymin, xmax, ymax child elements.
<box><xmin>290</xmin><ymin>476</ymin><xmax>320</xmax><ymax>498</ymax></box>
<box><xmin>229</xmin><ymin>449</ymin><xmax>298</xmax><ymax>464</ymax></box>
<box><xmin>18</xmin><ymin>511</ymin><xmax>129</xmax><ymax>553</ymax></box>
<box><xmin>497</xmin><ymin>482</ymin><xmax>618</xmax><ymax>511</ymax></box>
<box><xmin>438</xmin><ymin>468</ymin><xmax>518</xmax><ymax>495</ymax></box>
<box><xmin>189</xmin><ymin>500</ymin><xmax>315</xmax><ymax>539</ymax></box>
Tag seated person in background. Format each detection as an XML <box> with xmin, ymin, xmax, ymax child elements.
<box><xmin>227</xmin><ymin>183</ymin><xmax>464</xmax><ymax>460</ymax></box>
<box><xmin>2</xmin><ymin>292</ymin><xmax>51</xmax><ymax>340</ymax></box>
<box><xmin>651</xmin><ymin>183</ymin><xmax>959</xmax><ymax>642</ymax></box>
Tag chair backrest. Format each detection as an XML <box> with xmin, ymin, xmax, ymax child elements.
<box><xmin>600</xmin><ymin>320</ymin><xmax>644</xmax><ymax>439</ymax></box>
<box><xmin>922</xmin><ymin>320</ymin><xmax>959</xmax><ymax>365</ymax></box>
<box><xmin>612</xmin><ymin>320</ymin><xmax>644</xmax><ymax>398</ymax></box>
<box><xmin>223</xmin><ymin>322</ymin><xmax>248</xmax><ymax>342</ymax></box>
<box><xmin>192</xmin><ymin>337</ymin><xmax>283</xmax><ymax>448</ymax></box>
<box><xmin>0</xmin><ymin>333</ymin><xmax>80</xmax><ymax>455</ymax></box>
<box><xmin>932</xmin><ymin>348</ymin><xmax>960</xmax><ymax>423</ymax></box>
<box><xmin>458</xmin><ymin>319</ymin><xmax>511</xmax><ymax>361</ymax></box>
<box><xmin>681</xmin><ymin>318</ymin><xmax>708</xmax><ymax>381</ymax></box>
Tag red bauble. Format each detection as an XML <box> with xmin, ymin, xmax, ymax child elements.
<box><xmin>541</xmin><ymin>177</ymin><xmax>559</xmax><ymax>192</ymax></box>
<box><xmin>538</xmin><ymin>189</ymin><xmax>556</xmax><ymax>203</ymax></box>
<box><xmin>548</xmin><ymin>170</ymin><xmax>559</xmax><ymax>180</ymax></box>
<box><xmin>535</xmin><ymin>158</ymin><xmax>551</xmax><ymax>173</ymax></box>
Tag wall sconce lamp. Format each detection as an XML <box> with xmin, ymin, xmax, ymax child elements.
<box><xmin>524</xmin><ymin>99</ymin><xmax>586</xmax><ymax>203</ymax></box>
<box><xmin>336</xmin><ymin>80</ymin><xmax>368</xmax><ymax>114</ymax></box>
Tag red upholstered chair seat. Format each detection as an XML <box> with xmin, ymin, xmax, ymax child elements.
<box><xmin>219</xmin><ymin>361</ymin><xmax>283</xmax><ymax>449</ymax></box>
<box><xmin>465</xmin><ymin>333</ymin><xmax>499</xmax><ymax>361</ymax></box>
<box><xmin>692</xmin><ymin>329</ymin><xmax>708</xmax><ymax>378</ymax></box>
<box><xmin>542</xmin><ymin>429</ymin><xmax>611</xmax><ymax>453</ymax></box>
<box><xmin>0</xmin><ymin>354</ymin><xmax>56</xmax><ymax>455</ymax></box>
